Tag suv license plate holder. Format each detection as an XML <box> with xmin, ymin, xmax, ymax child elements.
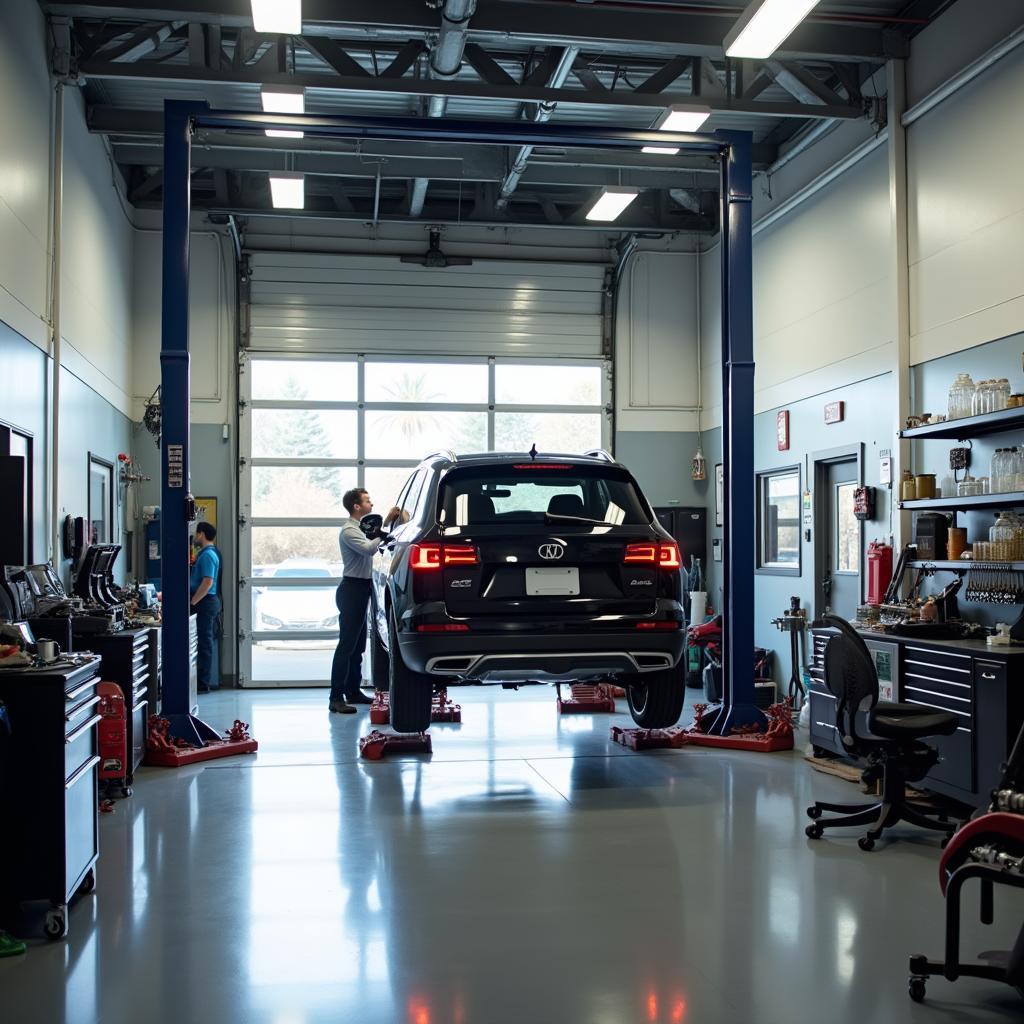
<box><xmin>525</xmin><ymin>567</ymin><xmax>580</xmax><ymax>596</ymax></box>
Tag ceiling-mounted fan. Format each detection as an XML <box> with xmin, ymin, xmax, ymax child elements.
<box><xmin>400</xmin><ymin>227</ymin><xmax>473</xmax><ymax>268</ymax></box>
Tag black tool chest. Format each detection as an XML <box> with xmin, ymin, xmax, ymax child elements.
<box><xmin>0</xmin><ymin>659</ymin><xmax>102</xmax><ymax>938</ymax></box>
<box><xmin>809</xmin><ymin>629</ymin><xmax>1024</xmax><ymax>807</ymax></box>
<box><xmin>74</xmin><ymin>628</ymin><xmax>150</xmax><ymax>783</ymax></box>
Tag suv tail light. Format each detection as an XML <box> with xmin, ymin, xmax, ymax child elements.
<box><xmin>624</xmin><ymin>542</ymin><xmax>680</xmax><ymax>569</ymax></box>
<box><xmin>409</xmin><ymin>543</ymin><xmax>479</xmax><ymax>571</ymax></box>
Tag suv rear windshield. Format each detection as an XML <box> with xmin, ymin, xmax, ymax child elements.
<box><xmin>437</xmin><ymin>465</ymin><xmax>651</xmax><ymax>528</ymax></box>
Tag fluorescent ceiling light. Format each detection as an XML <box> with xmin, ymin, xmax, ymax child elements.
<box><xmin>585</xmin><ymin>187</ymin><xmax>640</xmax><ymax>222</ymax></box>
<box><xmin>251</xmin><ymin>0</ymin><xmax>302</xmax><ymax>34</ymax></box>
<box><xmin>269</xmin><ymin>172</ymin><xmax>305</xmax><ymax>209</ymax></box>
<box><xmin>261</xmin><ymin>84</ymin><xmax>305</xmax><ymax>138</ymax></box>
<box><xmin>724</xmin><ymin>0</ymin><xmax>821</xmax><ymax>59</ymax></box>
<box><xmin>641</xmin><ymin>104</ymin><xmax>712</xmax><ymax>154</ymax></box>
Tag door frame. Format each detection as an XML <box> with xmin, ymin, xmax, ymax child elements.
<box><xmin>812</xmin><ymin>443</ymin><xmax>864</xmax><ymax>619</ymax></box>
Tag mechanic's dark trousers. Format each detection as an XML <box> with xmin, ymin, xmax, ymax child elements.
<box><xmin>330</xmin><ymin>577</ymin><xmax>371</xmax><ymax>703</ymax></box>
<box><xmin>193</xmin><ymin>593</ymin><xmax>221</xmax><ymax>691</ymax></box>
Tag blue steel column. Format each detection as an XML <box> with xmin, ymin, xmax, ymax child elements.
<box><xmin>704</xmin><ymin>132</ymin><xmax>764</xmax><ymax>735</ymax></box>
<box><xmin>160</xmin><ymin>101</ymin><xmax>217</xmax><ymax>743</ymax></box>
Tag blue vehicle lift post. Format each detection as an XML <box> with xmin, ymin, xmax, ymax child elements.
<box><xmin>158</xmin><ymin>102</ymin><xmax>760</xmax><ymax>738</ymax></box>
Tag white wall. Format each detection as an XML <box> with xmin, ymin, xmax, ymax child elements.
<box><xmin>0</xmin><ymin>0</ymin><xmax>134</xmax><ymax>416</ymax></box>
<box><xmin>907</xmin><ymin>41</ymin><xmax>1024</xmax><ymax>364</ymax></box>
<box><xmin>615</xmin><ymin>251</ymin><xmax>701</xmax><ymax>432</ymax></box>
<box><xmin>131</xmin><ymin>228</ymin><xmax>235</xmax><ymax>425</ymax></box>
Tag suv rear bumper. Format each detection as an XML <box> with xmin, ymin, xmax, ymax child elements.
<box><xmin>398</xmin><ymin>630</ymin><xmax>685</xmax><ymax>680</ymax></box>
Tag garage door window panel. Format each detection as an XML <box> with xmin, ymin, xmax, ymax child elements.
<box><xmin>364</xmin><ymin>362</ymin><xmax>488</xmax><ymax>404</ymax></box>
<box><xmin>252</xmin><ymin>467</ymin><xmax>350</xmax><ymax>518</ymax></box>
<box><xmin>364</xmin><ymin>467</ymin><xmax>418</xmax><ymax>511</ymax></box>
<box><xmin>251</xmin><ymin>640</ymin><xmax>335</xmax><ymax>682</ymax></box>
<box><xmin>251</xmin><ymin>409</ymin><xmax>358</xmax><ymax>459</ymax></box>
<box><xmin>496</xmin><ymin>364</ymin><xmax>602</xmax><ymax>406</ymax></box>
<box><xmin>251</xmin><ymin>527</ymin><xmax>344</xmax><ymax>577</ymax></box>
<box><xmin>250</xmin><ymin>359</ymin><xmax>357</xmax><ymax>402</ymax></box>
<box><xmin>494</xmin><ymin>412</ymin><xmax>602</xmax><ymax>454</ymax></box>
<box><xmin>364</xmin><ymin>410</ymin><xmax>488</xmax><ymax>460</ymax></box>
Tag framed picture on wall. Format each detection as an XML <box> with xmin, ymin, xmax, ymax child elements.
<box><xmin>715</xmin><ymin>463</ymin><xmax>724</xmax><ymax>527</ymax></box>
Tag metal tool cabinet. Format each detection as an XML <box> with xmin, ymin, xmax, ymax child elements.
<box><xmin>0</xmin><ymin>659</ymin><xmax>102</xmax><ymax>938</ymax></box>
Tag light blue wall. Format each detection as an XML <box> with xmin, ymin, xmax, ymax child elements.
<box><xmin>614</xmin><ymin>430</ymin><xmax>710</xmax><ymax>509</ymax></box>
<box><xmin>702</xmin><ymin>374</ymin><xmax>894</xmax><ymax>684</ymax></box>
<box><xmin>910</xmin><ymin>330</ymin><xmax>1024</xmax><ymax>626</ymax></box>
<box><xmin>0</xmin><ymin>318</ymin><xmax>133</xmax><ymax>587</ymax></box>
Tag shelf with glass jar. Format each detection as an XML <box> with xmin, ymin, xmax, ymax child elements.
<box><xmin>899</xmin><ymin>406</ymin><xmax>1024</xmax><ymax>441</ymax></box>
<box><xmin>898</xmin><ymin>493</ymin><xmax>1024</xmax><ymax>512</ymax></box>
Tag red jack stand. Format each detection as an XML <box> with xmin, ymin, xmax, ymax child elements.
<box><xmin>370</xmin><ymin>690</ymin><xmax>391</xmax><ymax>725</ymax></box>
<box><xmin>557</xmin><ymin>682</ymin><xmax>617</xmax><ymax>714</ymax></box>
<box><xmin>143</xmin><ymin>716</ymin><xmax>258</xmax><ymax>767</ymax></box>
<box><xmin>431</xmin><ymin>687</ymin><xmax>462</xmax><ymax>723</ymax></box>
<box><xmin>358</xmin><ymin>729</ymin><xmax>432</xmax><ymax>761</ymax></box>
<box><xmin>610</xmin><ymin>701</ymin><xmax>795</xmax><ymax>754</ymax></box>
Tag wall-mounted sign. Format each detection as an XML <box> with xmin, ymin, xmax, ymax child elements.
<box><xmin>824</xmin><ymin>401</ymin><xmax>845</xmax><ymax>425</ymax></box>
<box><xmin>777</xmin><ymin>410</ymin><xmax>790</xmax><ymax>451</ymax></box>
<box><xmin>167</xmin><ymin>444</ymin><xmax>183</xmax><ymax>488</ymax></box>
<box><xmin>879</xmin><ymin>448</ymin><xmax>892</xmax><ymax>486</ymax></box>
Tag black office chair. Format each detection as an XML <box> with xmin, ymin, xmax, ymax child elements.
<box><xmin>806</xmin><ymin>614</ymin><xmax>960</xmax><ymax>851</ymax></box>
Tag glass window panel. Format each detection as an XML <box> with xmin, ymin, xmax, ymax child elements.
<box><xmin>364</xmin><ymin>410</ymin><xmax>487</xmax><ymax>460</ymax></box>
<box><xmin>363</xmin><ymin>467</ymin><xmax>418</xmax><ymax>512</ymax></box>
<box><xmin>251</xmin><ymin>527</ymin><xmax>343</xmax><ymax>577</ymax></box>
<box><xmin>250</xmin><ymin>360</ymin><xmax>357</xmax><ymax>402</ymax></box>
<box><xmin>88</xmin><ymin>458</ymin><xmax>112</xmax><ymax>544</ymax></box>
<box><xmin>759</xmin><ymin>470</ymin><xmax>800</xmax><ymax>568</ymax></box>
<box><xmin>251</xmin><ymin>583</ymin><xmax>338</xmax><ymax>634</ymax></box>
<box><xmin>250</xmin><ymin>638</ymin><xmax>337</xmax><ymax>682</ymax></box>
<box><xmin>835</xmin><ymin>482</ymin><xmax>859</xmax><ymax>573</ymax></box>
<box><xmin>364</xmin><ymin>362</ymin><xmax>488</xmax><ymax>404</ymax></box>
<box><xmin>251</xmin><ymin>409</ymin><xmax>357</xmax><ymax>459</ymax></box>
<box><xmin>496</xmin><ymin>364</ymin><xmax>602</xmax><ymax>406</ymax></box>
<box><xmin>494</xmin><ymin>412</ymin><xmax>602</xmax><ymax>454</ymax></box>
<box><xmin>252</xmin><ymin>467</ymin><xmax>351</xmax><ymax>518</ymax></box>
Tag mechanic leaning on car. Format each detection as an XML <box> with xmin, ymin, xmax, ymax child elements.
<box><xmin>328</xmin><ymin>488</ymin><xmax>401</xmax><ymax>715</ymax></box>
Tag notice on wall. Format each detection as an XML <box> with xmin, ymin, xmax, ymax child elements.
<box><xmin>167</xmin><ymin>444</ymin><xmax>183</xmax><ymax>488</ymax></box>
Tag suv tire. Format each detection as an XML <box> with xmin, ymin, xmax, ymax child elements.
<box><xmin>388</xmin><ymin>609</ymin><xmax>433</xmax><ymax>733</ymax></box>
<box><xmin>368</xmin><ymin>598</ymin><xmax>390</xmax><ymax>692</ymax></box>
<box><xmin>625</xmin><ymin>666</ymin><xmax>686</xmax><ymax>728</ymax></box>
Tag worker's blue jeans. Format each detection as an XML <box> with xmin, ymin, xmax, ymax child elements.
<box><xmin>193</xmin><ymin>593</ymin><xmax>221</xmax><ymax>690</ymax></box>
<box><xmin>330</xmin><ymin>578</ymin><xmax>371</xmax><ymax>703</ymax></box>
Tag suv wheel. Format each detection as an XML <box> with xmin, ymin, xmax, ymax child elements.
<box><xmin>368</xmin><ymin>598</ymin><xmax>389</xmax><ymax>692</ymax></box>
<box><xmin>388</xmin><ymin>610</ymin><xmax>433</xmax><ymax>733</ymax></box>
<box><xmin>625</xmin><ymin>666</ymin><xmax>685</xmax><ymax>728</ymax></box>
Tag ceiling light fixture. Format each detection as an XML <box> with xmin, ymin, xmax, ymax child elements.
<box><xmin>585</xmin><ymin>187</ymin><xmax>640</xmax><ymax>222</ymax></box>
<box><xmin>641</xmin><ymin>104</ymin><xmax>712</xmax><ymax>154</ymax></box>
<box><xmin>724</xmin><ymin>0</ymin><xmax>822</xmax><ymax>59</ymax></box>
<box><xmin>250</xmin><ymin>0</ymin><xmax>302</xmax><ymax>35</ymax></box>
<box><xmin>261</xmin><ymin>84</ymin><xmax>305</xmax><ymax>139</ymax></box>
<box><xmin>269</xmin><ymin>172</ymin><xmax>305</xmax><ymax>209</ymax></box>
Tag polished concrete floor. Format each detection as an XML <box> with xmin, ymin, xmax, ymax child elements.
<box><xmin>2</xmin><ymin>685</ymin><xmax>1023</xmax><ymax>1024</ymax></box>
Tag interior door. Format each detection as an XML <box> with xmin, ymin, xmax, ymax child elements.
<box><xmin>821</xmin><ymin>460</ymin><xmax>860</xmax><ymax>619</ymax></box>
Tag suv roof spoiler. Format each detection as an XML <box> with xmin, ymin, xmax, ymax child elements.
<box><xmin>583</xmin><ymin>448</ymin><xmax>615</xmax><ymax>464</ymax></box>
<box><xmin>424</xmin><ymin>449</ymin><xmax>458</xmax><ymax>464</ymax></box>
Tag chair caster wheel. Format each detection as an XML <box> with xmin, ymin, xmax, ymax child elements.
<box><xmin>908</xmin><ymin>977</ymin><xmax>926</xmax><ymax>1002</ymax></box>
<box><xmin>858</xmin><ymin>836</ymin><xmax>876</xmax><ymax>852</ymax></box>
<box><xmin>44</xmin><ymin>908</ymin><xmax>68</xmax><ymax>940</ymax></box>
<box><xmin>805</xmin><ymin>824</ymin><xmax>823</xmax><ymax>839</ymax></box>
<box><xmin>806</xmin><ymin>805</ymin><xmax>822</xmax><ymax>819</ymax></box>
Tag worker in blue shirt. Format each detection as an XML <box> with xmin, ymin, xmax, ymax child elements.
<box><xmin>190</xmin><ymin>521</ymin><xmax>221</xmax><ymax>693</ymax></box>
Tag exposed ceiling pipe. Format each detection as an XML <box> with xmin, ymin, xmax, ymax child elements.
<box><xmin>495</xmin><ymin>45</ymin><xmax>579</xmax><ymax>211</ymax></box>
<box><xmin>761</xmin><ymin>117</ymin><xmax>838</xmax><ymax>177</ymax></box>
<box><xmin>410</xmin><ymin>0</ymin><xmax>477</xmax><ymax>217</ymax></box>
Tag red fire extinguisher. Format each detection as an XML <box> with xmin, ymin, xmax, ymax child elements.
<box><xmin>98</xmin><ymin>682</ymin><xmax>131</xmax><ymax>799</ymax></box>
<box><xmin>866</xmin><ymin>542</ymin><xmax>893</xmax><ymax>606</ymax></box>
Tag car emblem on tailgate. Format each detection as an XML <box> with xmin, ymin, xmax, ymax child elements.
<box><xmin>539</xmin><ymin>543</ymin><xmax>564</xmax><ymax>560</ymax></box>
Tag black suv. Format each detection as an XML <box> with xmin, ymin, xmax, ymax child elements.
<box><xmin>368</xmin><ymin>450</ymin><xmax>687</xmax><ymax>732</ymax></box>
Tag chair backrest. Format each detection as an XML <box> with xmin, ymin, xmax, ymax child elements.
<box><xmin>547</xmin><ymin>493</ymin><xmax>585</xmax><ymax>517</ymax></box>
<box><xmin>467</xmin><ymin>493</ymin><xmax>496</xmax><ymax>522</ymax></box>
<box><xmin>821</xmin><ymin>614</ymin><xmax>878</xmax><ymax>753</ymax></box>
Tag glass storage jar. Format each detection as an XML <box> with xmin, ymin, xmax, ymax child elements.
<box><xmin>994</xmin><ymin>378</ymin><xmax>1011</xmax><ymax>411</ymax></box>
<box><xmin>991</xmin><ymin>449</ymin><xmax>1008</xmax><ymax>492</ymax></box>
<box><xmin>972</xmin><ymin>381</ymin><xmax>988</xmax><ymax>416</ymax></box>
<box><xmin>948</xmin><ymin>373</ymin><xmax>976</xmax><ymax>420</ymax></box>
<box><xmin>990</xmin><ymin>511</ymin><xmax>1017</xmax><ymax>561</ymax></box>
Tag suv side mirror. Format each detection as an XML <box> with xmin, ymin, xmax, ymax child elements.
<box><xmin>359</xmin><ymin>513</ymin><xmax>384</xmax><ymax>539</ymax></box>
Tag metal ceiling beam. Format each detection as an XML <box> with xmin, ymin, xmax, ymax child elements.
<box><xmin>41</xmin><ymin>0</ymin><xmax>901</xmax><ymax>60</ymax></box>
<box><xmin>74</xmin><ymin>59</ymin><xmax>866</xmax><ymax>120</ymax></box>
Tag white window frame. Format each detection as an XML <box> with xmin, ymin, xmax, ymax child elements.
<box><xmin>238</xmin><ymin>352</ymin><xmax>611</xmax><ymax>687</ymax></box>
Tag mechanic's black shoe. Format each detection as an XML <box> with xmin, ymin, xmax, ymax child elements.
<box><xmin>329</xmin><ymin>700</ymin><xmax>357</xmax><ymax>714</ymax></box>
<box><xmin>345</xmin><ymin>691</ymin><xmax>374</xmax><ymax>705</ymax></box>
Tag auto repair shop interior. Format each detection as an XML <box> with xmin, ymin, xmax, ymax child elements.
<box><xmin>1</xmin><ymin>0</ymin><xmax>1024</xmax><ymax>1021</ymax></box>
